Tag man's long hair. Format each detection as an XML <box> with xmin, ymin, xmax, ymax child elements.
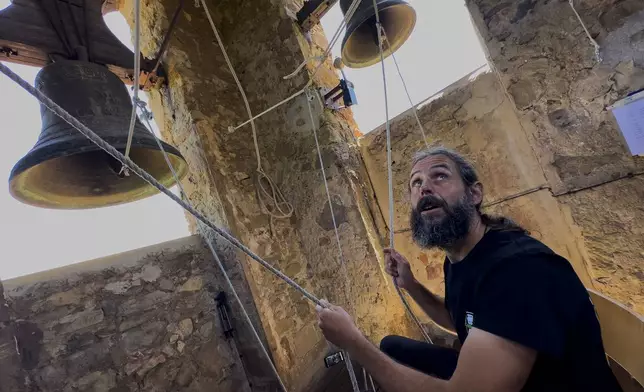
<box><xmin>412</xmin><ymin>147</ymin><xmax>527</xmax><ymax>234</ymax></box>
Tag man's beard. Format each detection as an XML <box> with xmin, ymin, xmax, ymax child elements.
<box><xmin>410</xmin><ymin>193</ymin><xmax>477</xmax><ymax>249</ymax></box>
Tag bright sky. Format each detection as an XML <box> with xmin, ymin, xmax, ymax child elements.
<box><xmin>322</xmin><ymin>0</ymin><xmax>486</xmax><ymax>132</ymax></box>
<box><xmin>0</xmin><ymin>0</ymin><xmax>485</xmax><ymax>279</ymax></box>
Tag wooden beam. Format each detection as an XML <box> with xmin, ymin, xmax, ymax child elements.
<box><xmin>0</xmin><ymin>0</ymin><xmax>161</xmax><ymax>89</ymax></box>
<box><xmin>589</xmin><ymin>289</ymin><xmax>644</xmax><ymax>386</ymax></box>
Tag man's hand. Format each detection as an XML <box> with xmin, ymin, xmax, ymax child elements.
<box><xmin>316</xmin><ymin>300</ymin><xmax>363</xmax><ymax>350</ymax></box>
<box><xmin>384</xmin><ymin>248</ymin><xmax>417</xmax><ymax>290</ymax></box>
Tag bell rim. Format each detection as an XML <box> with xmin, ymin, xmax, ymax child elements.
<box><xmin>341</xmin><ymin>1</ymin><xmax>417</xmax><ymax>69</ymax></box>
<box><xmin>9</xmin><ymin>138</ymin><xmax>189</xmax><ymax>210</ymax></box>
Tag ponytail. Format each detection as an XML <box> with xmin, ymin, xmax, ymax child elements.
<box><xmin>480</xmin><ymin>213</ymin><xmax>528</xmax><ymax>234</ymax></box>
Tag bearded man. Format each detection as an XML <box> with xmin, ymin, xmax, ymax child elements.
<box><xmin>316</xmin><ymin>147</ymin><xmax>621</xmax><ymax>392</ymax></box>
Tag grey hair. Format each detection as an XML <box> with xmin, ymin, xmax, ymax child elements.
<box><xmin>411</xmin><ymin>147</ymin><xmax>527</xmax><ymax>233</ymax></box>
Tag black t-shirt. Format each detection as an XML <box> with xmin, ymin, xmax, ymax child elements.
<box><xmin>444</xmin><ymin>229</ymin><xmax>622</xmax><ymax>391</ymax></box>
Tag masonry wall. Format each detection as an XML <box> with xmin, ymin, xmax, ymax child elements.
<box><xmin>467</xmin><ymin>0</ymin><xmax>644</xmax><ymax>313</ymax></box>
<box><xmin>0</xmin><ymin>236</ymin><xmax>282</xmax><ymax>392</ymax></box>
<box><xmin>361</xmin><ymin>0</ymin><xmax>644</xmax><ymax>318</ymax></box>
<box><xmin>118</xmin><ymin>0</ymin><xmax>418</xmax><ymax>390</ymax></box>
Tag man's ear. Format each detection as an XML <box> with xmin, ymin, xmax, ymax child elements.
<box><xmin>470</xmin><ymin>182</ymin><xmax>484</xmax><ymax>206</ymax></box>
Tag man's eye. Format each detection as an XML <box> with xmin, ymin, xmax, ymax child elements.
<box><xmin>436</xmin><ymin>174</ymin><xmax>448</xmax><ymax>181</ymax></box>
<box><xmin>412</xmin><ymin>179</ymin><xmax>422</xmax><ymax>187</ymax></box>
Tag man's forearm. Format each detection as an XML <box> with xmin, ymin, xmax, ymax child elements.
<box><xmin>349</xmin><ymin>334</ymin><xmax>449</xmax><ymax>392</ymax></box>
<box><xmin>405</xmin><ymin>280</ymin><xmax>454</xmax><ymax>332</ymax></box>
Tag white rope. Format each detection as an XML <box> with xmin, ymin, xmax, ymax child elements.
<box><xmin>229</xmin><ymin>85</ymin><xmax>311</xmax><ymax>132</ymax></box>
<box><xmin>228</xmin><ymin>0</ymin><xmax>364</xmax><ymax>131</ymax></box>
<box><xmin>282</xmin><ymin>56</ymin><xmax>325</xmax><ymax>81</ymax></box>
<box><xmin>569</xmin><ymin>0</ymin><xmax>601</xmax><ymax>62</ymax></box>
<box><xmin>304</xmin><ymin>89</ymin><xmax>360</xmax><ymax>392</ymax></box>
<box><xmin>372</xmin><ymin>4</ymin><xmax>433</xmax><ymax>344</ymax></box>
<box><xmin>0</xmin><ymin>61</ymin><xmax>323</xmax><ymax>309</ymax></box>
<box><xmin>121</xmin><ymin>0</ymin><xmax>142</xmax><ymax>176</ymax></box>
<box><xmin>200</xmin><ymin>0</ymin><xmax>294</xmax><ymax>220</ymax></box>
<box><xmin>135</xmin><ymin>98</ymin><xmax>186</xmax><ymax>199</ymax></box>
<box><xmin>283</xmin><ymin>0</ymin><xmax>363</xmax><ymax>81</ymax></box>
<box><xmin>389</xmin><ymin>50</ymin><xmax>429</xmax><ymax>149</ymax></box>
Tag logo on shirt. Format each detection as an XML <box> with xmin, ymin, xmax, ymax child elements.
<box><xmin>465</xmin><ymin>311</ymin><xmax>475</xmax><ymax>331</ymax></box>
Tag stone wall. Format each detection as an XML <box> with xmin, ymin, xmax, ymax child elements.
<box><xmin>360</xmin><ymin>0</ymin><xmax>644</xmax><ymax>317</ymax></box>
<box><xmin>467</xmin><ymin>0</ymin><xmax>644</xmax><ymax>313</ymax></box>
<box><xmin>0</xmin><ymin>236</ymin><xmax>282</xmax><ymax>392</ymax></box>
<box><xmin>117</xmin><ymin>0</ymin><xmax>417</xmax><ymax>390</ymax></box>
<box><xmin>105</xmin><ymin>1</ymin><xmax>644</xmax><ymax>390</ymax></box>
<box><xmin>360</xmin><ymin>71</ymin><xmax>596</xmax><ymax>331</ymax></box>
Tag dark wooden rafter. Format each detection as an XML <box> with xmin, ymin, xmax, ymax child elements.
<box><xmin>297</xmin><ymin>0</ymin><xmax>337</xmax><ymax>31</ymax></box>
<box><xmin>0</xmin><ymin>0</ymin><xmax>163</xmax><ymax>90</ymax></box>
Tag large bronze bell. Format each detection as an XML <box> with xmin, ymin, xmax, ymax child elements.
<box><xmin>9</xmin><ymin>60</ymin><xmax>188</xmax><ymax>209</ymax></box>
<box><xmin>340</xmin><ymin>0</ymin><xmax>416</xmax><ymax>68</ymax></box>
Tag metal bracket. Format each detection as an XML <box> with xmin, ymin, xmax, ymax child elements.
<box><xmin>1</xmin><ymin>47</ymin><xmax>18</xmax><ymax>58</ymax></box>
<box><xmin>215</xmin><ymin>292</ymin><xmax>235</xmax><ymax>339</ymax></box>
<box><xmin>0</xmin><ymin>0</ymin><xmax>164</xmax><ymax>90</ymax></box>
<box><xmin>319</xmin><ymin>79</ymin><xmax>357</xmax><ymax>110</ymax></box>
<box><xmin>324</xmin><ymin>351</ymin><xmax>345</xmax><ymax>368</ymax></box>
<box><xmin>296</xmin><ymin>0</ymin><xmax>338</xmax><ymax>32</ymax></box>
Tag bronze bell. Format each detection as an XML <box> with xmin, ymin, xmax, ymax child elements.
<box><xmin>9</xmin><ymin>60</ymin><xmax>188</xmax><ymax>209</ymax></box>
<box><xmin>340</xmin><ymin>0</ymin><xmax>416</xmax><ymax>68</ymax></box>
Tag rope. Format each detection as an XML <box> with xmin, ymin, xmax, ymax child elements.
<box><xmin>200</xmin><ymin>0</ymin><xmax>294</xmax><ymax>220</ymax></box>
<box><xmin>230</xmin><ymin>0</ymin><xmax>363</xmax><ymax>131</ymax></box>
<box><xmin>135</xmin><ymin>98</ymin><xmax>186</xmax><ymax>199</ymax></box>
<box><xmin>0</xmin><ymin>62</ymin><xmax>323</xmax><ymax>310</ymax></box>
<box><xmin>283</xmin><ymin>0</ymin><xmax>363</xmax><ymax>81</ymax></box>
<box><xmin>121</xmin><ymin>0</ymin><xmax>142</xmax><ymax>176</ymax></box>
<box><xmin>132</xmin><ymin>96</ymin><xmax>288</xmax><ymax>391</ymax></box>
<box><xmin>304</xmin><ymin>89</ymin><xmax>359</xmax><ymax>392</ymax></box>
<box><xmin>389</xmin><ymin>50</ymin><xmax>429</xmax><ymax>149</ymax></box>
<box><xmin>200</xmin><ymin>224</ymin><xmax>289</xmax><ymax>392</ymax></box>
<box><xmin>372</xmin><ymin>4</ymin><xmax>433</xmax><ymax>344</ymax></box>
<box><xmin>569</xmin><ymin>0</ymin><xmax>601</xmax><ymax>62</ymax></box>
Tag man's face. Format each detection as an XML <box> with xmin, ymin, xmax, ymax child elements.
<box><xmin>408</xmin><ymin>154</ymin><xmax>479</xmax><ymax>249</ymax></box>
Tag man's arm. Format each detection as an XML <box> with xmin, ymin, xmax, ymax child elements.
<box><xmin>405</xmin><ymin>280</ymin><xmax>454</xmax><ymax>332</ymax></box>
<box><xmin>384</xmin><ymin>248</ymin><xmax>454</xmax><ymax>331</ymax></box>
<box><xmin>349</xmin><ymin>327</ymin><xmax>535</xmax><ymax>392</ymax></box>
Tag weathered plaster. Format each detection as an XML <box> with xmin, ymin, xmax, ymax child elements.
<box><xmin>467</xmin><ymin>0</ymin><xmax>644</xmax><ymax>314</ymax></box>
<box><xmin>118</xmin><ymin>0</ymin><xmax>420</xmax><ymax>389</ymax></box>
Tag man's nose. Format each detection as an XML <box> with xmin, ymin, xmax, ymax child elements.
<box><xmin>420</xmin><ymin>183</ymin><xmax>434</xmax><ymax>196</ymax></box>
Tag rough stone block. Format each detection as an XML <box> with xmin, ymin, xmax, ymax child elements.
<box><xmin>46</xmin><ymin>289</ymin><xmax>84</xmax><ymax>307</ymax></box>
<box><xmin>65</xmin><ymin>341</ymin><xmax>113</xmax><ymax>379</ymax></box>
<box><xmin>120</xmin><ymin>321</ymin><xmax>166</xmax><ymax>354</ymax></box>
<box><xmin>178</xmin><ymin>318</ymin><xmax>194</xmax><ymax>338</ymax></box>
<box><xmin>198</xmin><ymin>321</ymin><xmax>214</xmax><ymax>337</ymax></box>
<box><xmin>74</xmin><ymin>370</ymin><xmax>117</xmax><ymax>392</ymax></box>
<box><xmin>119</xmin><ymin>310</ymin><xmax>156</xmax><ymax>332</ymax></box>
<box><xmin>119</xmin><ymin>291</ymin><xmax>172</xmax><ymax>316</ymax></box>
<box><xmin>133</xmin><ymin>265</ymin><xmax>163</xmax><ymax>283</ymax></box>
<box><xmin>59</xmin><ymin>309</ymin><xmax>105</xmax><ymax>334</ymax></box>
<box><xmin>136</xmin><ymin>354</ymin><xmax>166</xmax><ymax>377</ymax></box>
<box><xmin>179</xmin><ymin>276</ymin><xmax>204</xmax><ymax>292</ymax></box>
<box><xmin>105</xmin><ymin>279</ymin><xmax>142</xmax><ymax>294</ymax></box>
<box><xmin>176</xmin><ymin>361</ymin><xmax>197</xmax><ymax>387</ymax></box>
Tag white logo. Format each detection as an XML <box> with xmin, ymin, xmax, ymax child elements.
<box><xmin>465</xmin><ymin>311</ymin><xmax>474</xmax><ymax>331</ymax></box>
